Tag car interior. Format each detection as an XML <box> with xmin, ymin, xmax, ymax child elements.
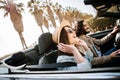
<box><xmin>3</xmin><ymin>30</ymin><xmax>119</xmax><ymax>72</ymax></box>
<box><xmin>84</xmin><ymin>0</ymin><xmax>120</xmax><ymax>56</ymax></box>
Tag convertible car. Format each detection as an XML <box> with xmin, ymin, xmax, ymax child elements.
<box><xmin>0</xmin><ymin>0</ymin><xmax>120</xmax><ymax>80</ymax></box>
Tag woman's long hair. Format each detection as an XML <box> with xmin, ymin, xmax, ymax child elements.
<box><xmin>60</xmin><ymin>27</ymin><xmax>69</xmax><ymax>44</ymax></box>
<box><xmin>58</xmin><ymin>26</ymin><xmax>73</xmax><ymax>56</ymax></box>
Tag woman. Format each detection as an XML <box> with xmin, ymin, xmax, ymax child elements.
<box><xmin>52</xmin><ymin>19</ymin><xmax>93</xmax><ymax>70</ymax></box>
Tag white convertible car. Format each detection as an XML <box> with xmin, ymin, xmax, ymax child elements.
<box><xmin>0</xmin><ymin>0</ymin><xmax>120</xmax><ymax>80</ymax></box>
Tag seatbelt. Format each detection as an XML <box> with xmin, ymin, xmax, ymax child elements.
<box><xmin>25</xmin><ymin>62</ymin><xmax>76</xmax><ymax>71</ymax></box>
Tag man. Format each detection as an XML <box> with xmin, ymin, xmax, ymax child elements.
<box><xmin>75</xmin><ymin>19</ymin><xmax>120</xmax><ymax>67</ymax></box>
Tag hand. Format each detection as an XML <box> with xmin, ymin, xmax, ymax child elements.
<box><xmin>57</xmin><ymin>43</ymin><xmax>78</xmax><ymax>54</ymax></box>
<box><xmin>75</xmin><ymin>38</ymin><xmax>89</xmax><ymax>51</ymax></box>
<box><xmin>111</xmin><ymin>26</ymin><xmax>120</xmax><ymax>35</ymax></box>
<box><xmin>57</xmin><ymin>43</ymin><xmax>86</xmax><ymax>63</ymax></box>
<box><xmin>110</xmin><ymin>49</ymin><xmax>120</xmax><ymax>58</ymax></box>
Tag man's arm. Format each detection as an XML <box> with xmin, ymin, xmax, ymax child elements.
<box><xmin>91</xmin><ymin>55</ymin><xmax>112</xmax><ymax>65</ymax></box>
<box><xmin>92</xmin><ymin>32</ymin><xmax>114</xmax><ymax>45</ymax></box>
<box><xmin>93</xmin><ymin>26</ymin><xmax>119</xmax><ymax>45</ymax></box>
<box><xmin>91</xmin><ymin>49</ymin><xmax>120</xmax><ymax>65</ymax></box>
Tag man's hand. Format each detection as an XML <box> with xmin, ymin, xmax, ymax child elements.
<box><xmin>111</xmin><ymin>26</ymin><xmax>120</xmax><ymax>35</ymax></box>
<box><xmin>110</xmin><ymin>49</ymin><xmax>120</xmax><ymax>58</ymax></box>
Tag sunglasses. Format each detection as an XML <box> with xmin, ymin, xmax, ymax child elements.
<box><xmin>66</xmin><ymin>28</ymin><xmax>75</xmax><ymax>33</ymax></box>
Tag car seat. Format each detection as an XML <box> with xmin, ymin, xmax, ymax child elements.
<box><xmin>25</xmin><ymin>45</ymin><xmax>40</xmax><ymax>65</ymax></box>
<box><xmin>36</xmin><ymin>32</ymin><xmax>76</xmax><ymax>70</ymax></box>
<box><xmin>2</xmin><ymin>51</ymin><xmax>27</xmax><ymax>70</ymax></box>
<box><xmin>25</xmin><ymin>32</ymin><xmax>76</xmax><ymax>71</ymax></box>
<box><xmin>38</xmin><ymin>32</ymin><xmax>58</xmax><ymax>64</ymax></box>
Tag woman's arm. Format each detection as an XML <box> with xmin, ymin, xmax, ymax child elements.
<box><xmin>75</xmin><ymin>38</ymin><xmax>90</xmax><ymax>51</ymax></box>
<box><xmin>57</xmin><ymin>43</ymin><xmax>86</xmax><ymax>64</ymax></box>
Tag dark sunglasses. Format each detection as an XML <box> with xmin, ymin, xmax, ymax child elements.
<box><xmin>63</xmin><ymin>25</ymin><xmax>75</xmax><ymax>33</ymax></box>
<box><xmin>66</xmin><ymin>28</ymin><xmax>75</xmax><ymax>33</ymax></box>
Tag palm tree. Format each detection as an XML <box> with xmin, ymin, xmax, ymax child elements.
<box><xmin>53</xmin><ymin>3</ymin><xmax>63</xmax><ymax>23</ymax></box>
<box><xmin>43</xmin><ymin>16</ymin><xmax>49</xmax><ymax>31</ymax></box>
<box><xmin>0</xmin><ymin>0</ymin><xmax>27</xmax><ymax>50</ymax></box>
<box><xmin>27</xmin><ymin>0</ymin><xmax>44</xmax><ymax>33</ymax></box>
<box><xmin>46</xmin><ymin>1</ymin><xmax>56</xmax><ymax>28</ymax></box>
<box><xmin>28</xmin><ymin>0</ymin><xmax>57</xmax><ymax>32</ymax></box>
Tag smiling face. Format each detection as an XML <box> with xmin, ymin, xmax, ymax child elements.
<box><xmin>75</xmin><ymin>20</ymin><xmax>91</xmax><ymax>36</ymax></box>
<box><xmin>82</xmin><ymin>21</ymin><xmax>91</xmax><ymax>34</ymax></box>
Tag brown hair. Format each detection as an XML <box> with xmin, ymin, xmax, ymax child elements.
<box><xmin>60</xmin><ymin>26</ymin><xmax>69</xmax><ymax>44</ymax></box>
<box><xmin>58</xmin><ymin>26</ymin><xmax>73</xmax><ymax>56</ymax></box>
<box><xmin>75</xmin><ymin>20</ymin><xmax>84</xmax><ymax>37</ymax></box>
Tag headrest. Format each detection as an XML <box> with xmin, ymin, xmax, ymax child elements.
<box><xmin>38</xmin><ymin>32</ymin><xmax>57</xmax><ymax>55</ymax></box>
<box><xmin>2</xmin><ymin>52</ymin><xmax>27</xmax><ymax>69</ymax></box>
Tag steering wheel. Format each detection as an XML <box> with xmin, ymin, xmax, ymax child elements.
<box><xmin>114</xmin><ymin>19</ymin><xmax>120</xmax><ymax>48</ymax></box>
<box><xmin>117</xmin><ymin>5</ymin><xmax>120</xmax><ymax>12</ymax></box>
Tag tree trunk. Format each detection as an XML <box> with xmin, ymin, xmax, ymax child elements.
<box><xmin>7</xmin><ymin>0</ymin><xmax>27</xmax><ymax>49</ymax></box>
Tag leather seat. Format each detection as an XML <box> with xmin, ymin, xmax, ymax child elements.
<box><xmin>38</xmin><ymin>32</ymin><xmax>57</xmax><ymax>64</ymax></box>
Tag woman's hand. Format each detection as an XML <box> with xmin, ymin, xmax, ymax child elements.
<box><xmin>57</xmin><ymin>43</ymin><xmax>77</xmax><ymax>54</ymax></box>
<box><xmin>75</xmin><ymin>38</ymin><xmax>89</xmax><ymax>51</ymax></box>
<box><xmin>110</xmin><ymin>49</ymin><xmax>120</xmax><ymax>58</ymax></box>
<box><xmin>57</xmin><ymin>43</ymin><xmax>86</xmax><ymax>63</ymax></box>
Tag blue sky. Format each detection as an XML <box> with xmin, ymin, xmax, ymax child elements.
<box><xmin>0</xmin><ymin>0</ymin><xmax>96</xmax><ymax>56</ymax></box>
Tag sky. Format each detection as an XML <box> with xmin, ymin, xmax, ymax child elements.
<box><xmin>0</xmin><ymin>0</ymin><xmax>96</xmax><ymax>56</ymax></box>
